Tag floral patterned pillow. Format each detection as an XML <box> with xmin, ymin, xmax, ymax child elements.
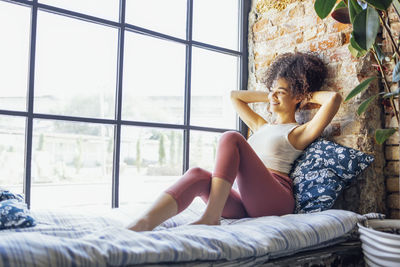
<box><xmin>0</xmin><ymin>189</ymin><xmax>36</xmax><ymax>230</ymax></box>
<box><xmin>289</xmin><ymin>139</ymin><xmax>374</xmax><ymax>214</ymax></box>
<box><xmin>0</xmin><ymin>188</ymin><xmax>24</xmax><ymax>202</ymax></box>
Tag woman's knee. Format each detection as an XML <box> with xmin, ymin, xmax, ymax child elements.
<box><xmin>218</xmin><ymin>131</ymin><xmax>245</xmax><ymax>145</ymax></box>
<box><xmin>184</xmin><ymin>167</ymin><xmax>212</xmax><ymax>182</ymax></box>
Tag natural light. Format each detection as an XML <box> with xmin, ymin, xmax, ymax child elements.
<box><xmin>0</xmin><ymin>0</ymin><xmax>242</xmax><ymax>211</ymax></box>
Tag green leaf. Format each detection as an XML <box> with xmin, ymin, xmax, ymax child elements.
<box><xmin>353</xmin><ymin>7</ymin><xmax>380</xmax><ymax>50</ymax></box>
<box><xmin>356</xmin><ymin>92</ymin><xmax>385</xmax><ymax>114</ymax></box>
<box><xmin>335</xmin><ymin>1</ymin><xmax>347</xmax><ymax>10</ymax></box>
<box><xmin>348</xmin><ymin>42</ymin><xmax>360</xmax><ymax>57</ymax></box>
<box><xmin>344</xmin><ymin>77</ymin><xmax>377</xmax><ymax>102</ymax></box>
<box><xmin>357</xmin><ymin>95</ymin><xmax>378</xmax><ymax>114</ymax></box>
<box><xmin>373</xmin><ymin>44</ymin><xmax>385</xmax><ymax>63</ymax></box>
<box><xmin>351</xmin><ymin>35</ymin><xmax>366</xmax><ymax>52</ymax></box>
<box><xmin>348</xmin><ymin>41</ymin><xmax>367</xmax><ymax>57</ymax></box>
<box><xmin>314</xmin><ymin>0</ymin><xmax>337</xmax><ymax>19</ymax></box>
<box><xmin>364</xmin><ymin>0</ymin><xmax>393</xmax><ymax>11</ymax></box>
<box><xmin>393</xmin><ymin>61</ymin><xmax>400</xmax><ymax>82</ymax></box>
<box><xmin>375</xmin><ymin>128</ymin><xmax>398</xmax><ymax>144</ymax></box>
<box><xmin>383</xmin><ymin>88</ymin><xmax>400</xmax><ymax>98</ymax></box>
<box><xmin>348</xmin><ymin>0</ymin><xmax>363</xmax><ymax>24</ymax></box>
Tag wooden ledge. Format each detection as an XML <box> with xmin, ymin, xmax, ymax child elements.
<box><xmin>261</xmin><ymin>240</ymin><xmax>363</xmax><ymax>266</ymax></box>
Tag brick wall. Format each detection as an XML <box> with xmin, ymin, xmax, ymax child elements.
<box><xmin>384</xmin><ymin>6</ymin><xmax>400</xmax><ymax>219</ymax></box>
<box><xmin>248</xmin><ymin>0</ymin><xmax>389</xmax><ymax>216</ymax></box>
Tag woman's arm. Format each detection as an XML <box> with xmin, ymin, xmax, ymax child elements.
<box><xmin>294</xmin><ymin>91</ymin><xmax>342</xmax><ymax>149</ymax></box>
<box><xmin>230</xmin><ymin>90</ymin><xmax>269</xmax><ymax>132</ymax></box>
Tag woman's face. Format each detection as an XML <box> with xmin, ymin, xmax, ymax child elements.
<box><xmin>268</xmin><ymin>78</ymin><xmax>301</xmax><ymax>113</ymax></box>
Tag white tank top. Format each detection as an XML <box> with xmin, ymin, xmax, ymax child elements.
<box><xmin>247</xmin><ymin>123</ymin><xmax>303</xmax><ymax>174</ymax></box>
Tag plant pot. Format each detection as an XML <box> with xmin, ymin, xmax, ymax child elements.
<box><xmin>357</xmin><ymin>219</ymin><xmax>400</xmax><ymax>267</ymax></box>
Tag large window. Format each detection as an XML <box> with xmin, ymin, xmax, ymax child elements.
<box><xmin>0</xmin><ymin>0</ymin><xmax>250</xmax><ymax>210</ymax></box>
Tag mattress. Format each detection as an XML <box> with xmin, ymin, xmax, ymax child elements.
<box><xmin>0</xmin><ymin>200</ymin><xmax>375</xmax><ymax>267</ymax></box>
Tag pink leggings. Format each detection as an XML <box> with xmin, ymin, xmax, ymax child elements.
<box><xmin>165</xmin><ymin>131</ymin><xmax>295</xmax><ymax>219</ymax></box>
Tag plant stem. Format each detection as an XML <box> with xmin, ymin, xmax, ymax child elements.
<box><xmin>378</xmin><ymin>11</ymin><xmax>400</xmax><ymax>59</ymax></box>
<box><xmin>371</xmin><ymin>48</ymin><xmax>400</xmax><ymax>126</ymax></box>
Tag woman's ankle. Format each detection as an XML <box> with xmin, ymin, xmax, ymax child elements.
<box><xmin>127</xmin><ymin>216</ymin><xmax>154</xmax><ymax>232</ymax></box>
<box><xmin>190</xmin><ymin>215</ymin><xmax>221</xmax><ymax>226</ymax></box>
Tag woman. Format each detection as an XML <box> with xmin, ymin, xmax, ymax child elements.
<box><xmin>128</xmin><ymin>52</ymin><xmax>342</xmax><ymax>232</ymax></box>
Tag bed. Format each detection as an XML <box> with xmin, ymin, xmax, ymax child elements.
<box><xmin>0</xmin><ymin>138</ymin><xmax>378</xmax><ymax>266</ymax></box>
<box><xmin>0</xmin><ymin>199</ymin><xmax>380</xmax><ymax>267</ymax></box>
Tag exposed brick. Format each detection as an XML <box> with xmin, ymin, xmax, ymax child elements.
<box><xmin>287</xmin><ymin>3</ymin><xmax>305</xmax><ymax>17</ymax></box>
<box><xmin>390</xmin><ymin>209</ymin><xmax>400</xmax><ymax>219</ymax></box>
<box><xmin>280</xmin><ymin>23</ymin><xmax>298</xmax><ymax>36</ymax></box>
<box><xmin>390</xmin><ymin>22</ymin><xmax>400</xmax><ymax>36</ymax></box>
<box><xmin>253</xmin><ymin>32</ymin><xmax>266</xmax><ymax>43</ymax></box>
<box><xmin>385</xmin><ymin>114</ymin><xmax>398</xmax><ymax>128</ymax></box>
<box><xmin>385</xmin><ymin>145</ymin><xmax>400</xmax><ymax>160</ymax></box>
<box><xmin>385</xmin><ymin>161</ymin><xmax>400</xmax><ymax>175</ymax></box>
<box><xmin>304</xmin><ymin>27</ymin><xmax>318</xmax><ymax>41</ymax></box>
<box><xmin>389</xmin><ymin>10</ymin><xmax>400</xmax><ymax>23</ymax></box>
<box><xmin>340</xmin><ymin>62</ymin><xmax>357</xmax><ymax>74</ymax></box>
<box><xmin>257</xmin><ymin>27</ymin><xmax>279</xmax><ymax>42</ymax></box>
<box><xmin>317</xmin><ymin>22</ymin><xmax>327</xmax><ymax>35</ymax></box>
<box><xmin>387</xmin><ymin>176</ymin><xmax>400</xmax><ymax>192</ymax></box>
<box><xmin>309</xmin><ymin>34</ymin><xmax>344</xmax><ymax>51</ymax></box>
<box><xmin>385</xmin><ymin>114</ymin><xmax>399</xmax><ymax>144</ymax></box>
<box><xmin>253</xmin><ymin>17</ymin><xmax>269</xmax><ymax>33</ymax></box>
<box><xmin>325</xmin><ymin>63</ymin><xmax>340</xmax><ymax>79</ymax></box>
<box><xmin>325</xmin><ymin>80</ymin><xmax>344</xmax><ymax>92</ymax></box>
<box><xmin>343</xmin><ymin>32</ymin><xmax>351</xmax><ymax>44</ymax></box>
<box><xmin>330</xmin><ymin>22</ymin><xmax>352</xmax><ymax>33</ymax></box>
<box><xmin>387</xmin><ymin>193</ymin><xmax>400</xmax><ymax>209</ymax></box>
<box><xmin>328</xmin><ymin>46</ymin><xmax>352</xmax><ymax>62</ymax></box>
<box><xmin>295</xmin><ymin>31</ymin><xmax>304</xmax><ymax>44</ymax></box>
<box><xmin>254</xmin><ymin>53</ymin><xmax>278</xmax><ymax>70</ymax></box>
<box><xmin>248</xmin><ymin>0</ymin><xmax>386</xmax><ymax>216</ymax></box>
<box><xmin>387</xmin><ymin>131</ymin><xmax>399</xmax><ymax>145</ymax></box>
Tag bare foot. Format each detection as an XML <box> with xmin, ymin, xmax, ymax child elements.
<box><xmin>127</xmin><ymin>217</ymin><xmax>153</xmax><ymax>232</ymax></box>
<box><xmin>190</xmin><ymin>217</ymin><xmax>221</xmax><ymax>226</ymax></box>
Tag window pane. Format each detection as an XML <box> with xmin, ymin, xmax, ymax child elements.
<box><xmin>34</xmin><ymin>11</ymin><xmax>118</xmax><ymax>119</ymax></box>
<box><xmin>39</xmin><ymin>0</ymin><xmax>119</xmax><ymax>22</ymax></box>
<box><xmin>189</xmin><ymin>130</ymin><xmax>221</xmax><ymax>171</ymax></box>
<box><xmin>191</xmin><ymin>48</ymin><xmax>238</xmax><ymax>129</ymax></box>
<box><xmin>119</xmin><ymin>126</ymin><xmax>183</xmax><ymax>206</ymax></box>
<box><xmin>0</xmin><ymin>2</ymin><xmax>30</xmax><ymax>111</ymax></box>
<box><xmin>0</xmin><ymin>115</ymin><xmax>25</xmax><ymax>195</ymax></box>
<box><xmin>126</xmin><ymin>0</ymin><xmax>187</xmax><ymax>39</ymax></box>
<box><xmin>31</xmin><ymin>119</ymin><xmax>114</xmax><ymax>209</ymax></box>
<box><xmin>122</xmin><ymin>33</ymin><xmax>185</xmax><ymax>124</ymax></box>
<box><xmin>193</xmin><ymin>0</ymin><xmax>239</xmax><ymax>50</ymax></box>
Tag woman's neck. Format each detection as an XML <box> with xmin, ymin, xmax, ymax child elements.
<box><xmin>275</xmin><ymin>114</ymin><xmax>296</xmax><ymax>124</ymax></box>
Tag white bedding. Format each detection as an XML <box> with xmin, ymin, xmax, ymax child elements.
<box><xmin>0</xmin><ymin>201</ymin><xmax>376</xmax><ymax>267</ymax></box>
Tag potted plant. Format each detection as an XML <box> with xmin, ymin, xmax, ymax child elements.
<box><xmin>314</xmin><ymin>0</ymin><xmax>400</xmax><ymax>266</ymax></box>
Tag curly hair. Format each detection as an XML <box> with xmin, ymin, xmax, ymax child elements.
<box><xmin>264</xmin><ymin>52</ymin><xmax>327</xmax><ymax>107</ymax></box>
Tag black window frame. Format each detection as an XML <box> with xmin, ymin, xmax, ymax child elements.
<box><xmin>0</xmin><ymin>0</ymin><xmax>250</xmax><ymax>208</ymax></box>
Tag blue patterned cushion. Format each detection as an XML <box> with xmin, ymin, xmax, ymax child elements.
<box><xmin>289</xmin><ymin>139</ymin><xmax>374</xmax><ymax>214</ymax></box>
<box><xmin>0</xmin><ymin>199</ymin><xmax>36</xmax><ymax>229</ymax></box>
<box><xmin>0</xmin><ymin>188</ymin><xmax>24</xmax><ymax>202</ymax></box>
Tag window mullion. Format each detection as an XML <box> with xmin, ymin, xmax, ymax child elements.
<box><xmin>239</xmin><ymin>0</ymin><xmax>250</xmax><ymax>137</ymax></box>
<box><xmin>183</xmin><ymin>0</ymin><xmax>193</xmax><ymax>174</ymax></box>
<box><xmin>111</xmin><ymin>0</ymin><xmax>126</xmax><ymax>208</ymax></box>
<box><xmin>24</xmin><ymin>0</ymin><xmax>38</xmax><ymax>209</ymax></box>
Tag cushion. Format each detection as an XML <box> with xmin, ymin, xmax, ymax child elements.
<box><xmin>0</xmin><ymin>199</ymin><xmax>36</xmax><ymax>229</ymax></box>
<box><xmin>289</xmin><ymin>138</ymin><xmax>374</xmax><ymax>214</ymax></box>
<box><xmin>0</xmin><ymin>188</ymin><xmax>24</xmax><ymax>202</ymax></box>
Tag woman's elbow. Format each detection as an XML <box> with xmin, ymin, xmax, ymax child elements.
<box><xmin>332</xmin><ymin>92</ymin><xmax>342</xmax><ymax>107</ymax></box>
